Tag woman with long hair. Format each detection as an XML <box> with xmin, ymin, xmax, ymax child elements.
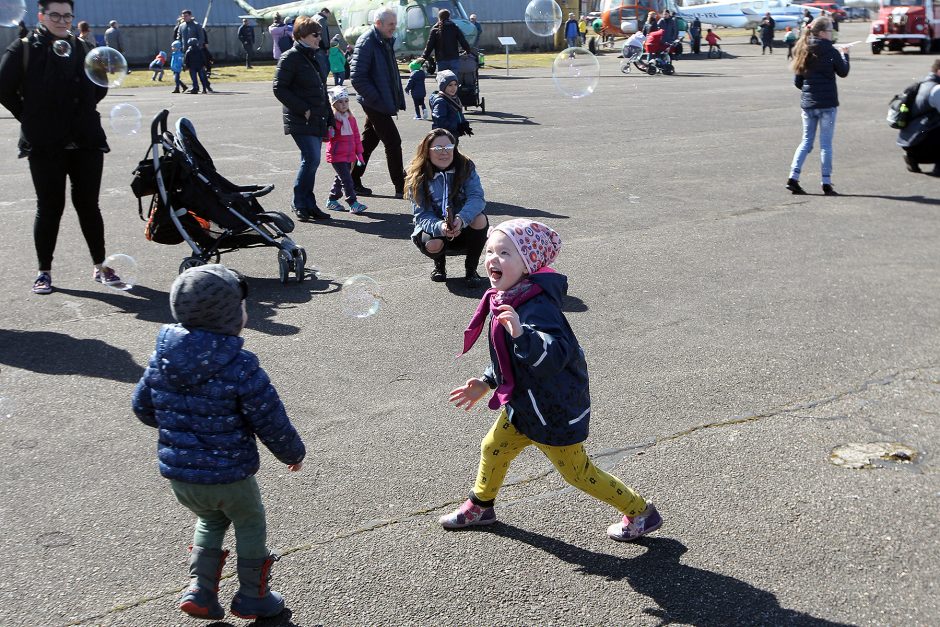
<box><xmin>407</xmin><ymin>129</ymin><xmax>488</xmax><ymax>287</ymax></box>
<box><xmin>786</xmin><ymin>17</ymin><xmax>850</xmax><ymax>196</ymax></box>
<box><xmin>272</xmin><ymin>16</ymin><xmax>333</xmax><ymax>220</ymax></box>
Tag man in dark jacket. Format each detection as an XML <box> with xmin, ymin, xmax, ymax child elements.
<box><xmin>759</xmin><ymin>13</ymin><xmax>776</xmax><ymax>54</ymax></box>
<box><xmin>657</xmin><ymin>10</ymin><xmax>678</xmax><ymax>43</ymax></box>
<box><xmin>350</xmin><ymin>8</ymin><xmax>407</xmax><ymax>198</ymax></box>
<box><xmin>899</xmin><ymin>58</ymin><xmax>940</xmax><ymax>176</ymax></box>
<box><xmin>422</xmin><ymin>9</ymin><xmax>475</xmax><ymax>76</ymax></box>
<box><xmin>237</xmin><ymin>18</ymin><xmax>255</xmax><ymax>68</ymax></box>
<box><xmin>689</xmin><ymin>17</ymin><xmax>702</xmax><ymax>55</ymax></box>
<box><xmin>313</xmin><ymin>8</ymin><xmax>332</xmax><ymax>82</ymax></box>
<box><xmin>0</xmin><ymin>0</ymin><xmax>116</xmax><ymax>295</ymax></box>
<box><xmin>177</xmin><ymin>9</ymin><xmax>206</xmax><ymax>48</ymax></box>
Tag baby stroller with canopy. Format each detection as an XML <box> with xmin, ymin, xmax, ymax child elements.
<box><xmin>455</xmin><ymin>53</ymin><xmax>485</xmax><ymax>113</ymax></box>
<box><xmin>131</xmin><ymin>110</ymin><xmax>306</xmax><ymax>283</ymax></box>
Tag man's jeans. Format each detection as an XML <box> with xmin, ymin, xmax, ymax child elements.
<box><xmin>789</xmin><ymin>107</ymin><xmax>837</xmax><ymax>185</ymax></box>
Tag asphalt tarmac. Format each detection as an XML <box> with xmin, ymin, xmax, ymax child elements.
<box><xmin>0</xmin><ymin>23</ymin><xmax>937</xmax><ymax>627</ymax></box>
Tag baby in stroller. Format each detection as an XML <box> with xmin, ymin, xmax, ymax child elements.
<box><xmin>131</xmin><ymin>111</ymin><xmax>307</xmax><ymax>284</ymax></box>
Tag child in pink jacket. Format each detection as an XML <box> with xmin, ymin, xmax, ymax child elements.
<box><xmin>325</xmin><ymin>88</ymin><xmax>367</xmax><ymax>214</ymax></box>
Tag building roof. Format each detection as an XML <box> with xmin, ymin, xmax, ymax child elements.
<box><xmin>22</xmin><ymin>0</ymin><xmax>254</xmax><ymax>28</ymax></box>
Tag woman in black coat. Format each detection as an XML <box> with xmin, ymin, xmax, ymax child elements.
<box><xmin>273</xmin><ymin>16</ymin><xmax>333</xmax><ymax>221</ymax></box>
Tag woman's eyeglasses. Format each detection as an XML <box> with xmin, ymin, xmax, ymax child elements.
<box><xmin>429</xmin><ymin>145</ymin><xmax>455</xmax><ymax>153</ymax></box>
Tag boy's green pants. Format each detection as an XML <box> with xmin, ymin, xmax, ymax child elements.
<box><xmin>170</xmin><ymin>476</ymin><xmax>268</xmax><ymax>559</ymax></box>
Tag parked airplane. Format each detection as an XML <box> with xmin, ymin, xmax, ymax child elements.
<box><xmin>677</xmin><ymin>0</ymin><xmax>822</xmax><ymax>29</ymax></box>
<box><xmin>231</xmin><ymin>0</ymin><xmax>477</xmax><ymax>57</ymax></box>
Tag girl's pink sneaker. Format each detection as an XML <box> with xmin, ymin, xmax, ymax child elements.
<box><xmin>439</xmin><ymin>498</ymin><xmax>497</xmax><ymax>529</ymax></box>
<box><xmin>607</xmin><ymin>503</ymin><xmax>663</xmax><ymax>542</ymax></box>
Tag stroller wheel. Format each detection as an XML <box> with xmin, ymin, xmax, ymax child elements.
<box><xmin>480</xmin><ymin>97</ymin><xmax>485</xmax><ymax>114</ymax></box>
<box><xmin>277</xmin><ymin>250</ymin><xmax>291</xmax><ymax>284</ymax></box>
<box><xmin>663</xmin><ymin>64</ymin><xmax>675</xmax><ymax>75</ymax></box>
<box><xmin>647</xmin><ymin>65</ymin><xmax>657</xmax><ymax>75</ymax></box>
<box><xmin>620</xmin><ymin>59</ymin><xmax>632</xmax><ymax>74</ymax></box>
<box><xmin>179</xmin><ymin>257</ymin><xmax>205</xmax><ymax>274</ymax></box>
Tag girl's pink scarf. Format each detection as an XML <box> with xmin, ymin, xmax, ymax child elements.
<box><xmin>461</xmin><ymin>268</ymin><xmax>555</xmax><ymax>410</ymax></box>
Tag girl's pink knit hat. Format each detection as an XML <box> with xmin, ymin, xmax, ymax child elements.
<box><xmin>490</xmin><ymin>219</ymin><xmax>562</xmax><ymax>274</ymax></box>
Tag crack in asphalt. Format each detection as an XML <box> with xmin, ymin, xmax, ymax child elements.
<box><xmin>64</xmin><ymin>362</ymin><xmax>935</xmax><ymax>626</ymax></box>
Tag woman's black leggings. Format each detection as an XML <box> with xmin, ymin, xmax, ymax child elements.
<box><xmin>28</xmin><ymin>148</ymin><xmax>106</xmax><ymax>271</ymax></box>
<box><xmin>413</xmin><ymin>216</ymin><xmax>488</xmax><ymax>271</ymax></box>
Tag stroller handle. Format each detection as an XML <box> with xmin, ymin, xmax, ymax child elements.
<box><xmin>150</xmin><ymin>109</ymin><xmax>170</xmax><ymax>143</ymax></box>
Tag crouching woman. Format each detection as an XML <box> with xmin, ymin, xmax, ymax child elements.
<box><xmin>407</xmin><ymin>129</ymin><xmax>487</xmax><ymax>287</ymax></box>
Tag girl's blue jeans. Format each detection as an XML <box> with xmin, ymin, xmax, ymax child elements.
<box><xmin>290</xmin><ymin>134</ymin><xmax>322</xmax><ymax>211</ymax></box>
<box><xmin>789</xmin><ymin>107</ymin><xmax>837</xmax><ymax>185</ymax></box>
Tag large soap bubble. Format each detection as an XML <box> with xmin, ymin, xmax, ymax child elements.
<box><xmin>84</xmin><ymin>46</ymin><xmax>128</xmax><ymax>88</ymax></box>
<box><xmin>52</xmin><ymin>39</ymin><xmax>71</xmax><ymax>58</ymax></box>
<box><xmin>110</xmin><ymin>103</ymin><xmax>141</xmax><ymax>135</ymax></box>
<box><xmin>341</xmin><ymin>275</ymin><xmax>382</xmax><ymax>319</ymax></box>
<box><xmin>0</xmin><ymin>0</ymin><xmax>26</xmax><ymax>27</ymax></box>
<box><xmin>552</xmin><ymin>47</ymin><xmax>601</xmax><ymax>99</ymax></box>
<box><xmin>524</xmin><ymin>0</ymin><xmax>562</xmax><ymax>37</ymax></box>
<box><xmin>100</xmin><ymin>253</ymin><xmax>137</xmax><ymax>291</ymax></box>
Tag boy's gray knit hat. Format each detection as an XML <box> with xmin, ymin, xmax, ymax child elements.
<box><xmin>437</xmin><ymin>69</ymin><xmax>458</xmax><ymax>91</ymax></box>
<box><xmin>170</xmin><ymin>264</ymin><xmax>244</xmax><ymax>336</ymax></box>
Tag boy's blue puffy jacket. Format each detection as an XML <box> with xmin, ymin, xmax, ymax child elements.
<box><xmin>794</xmin><ymin>38</ymin><xmax>849</xmax><ymax>109</ymax></box>
<box><xmin>170</xmin><ymin>50</ymin><xmax>184</xmax><ymax>73</ymax></box>
<box><xmin>132</xmin><ymin>324</ymin><xmax>306</xmax><ymax>485</ymax></box>
<box><xmin>404</xmin><ymin>69</ymin><xmax>427</xmax><ymax>100</ymax></box>
<box><xmin>411</xmin><ymin>164</ymin><xmax>485</xmax><ymax>238</ymax></box>
<box><xmin>429</xmin><ymin>91</ymin><xmax>465</xmax><ymax>137</ymax></box>
<box><xmin>484</xmin><ymin>271</ymin><xmax>591</xmax><ymax>446</ymax></box>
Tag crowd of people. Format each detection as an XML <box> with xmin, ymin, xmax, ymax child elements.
<box><xmin>1</xmin><ymin>1</ymin><xmax>938</xmax><ymax>622</ymax></box>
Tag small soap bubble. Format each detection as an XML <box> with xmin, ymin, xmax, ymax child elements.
<box><xmin>552</xmin><ymin>47</ymin><xmax>600</xmax><ymax>99</ymax></box>
<box><xmin>52</xmin><ymin>39</ymin><xmax>72</xmax><ymax>58</ymax></box>
<box><xmin>0</xmin><ymin>396</ymin><xmax>15</xmax><ymax>420</ymax></box>
<box><xmin>101</xmin><ymin>253</ymin><xmax>138</xmax><ymax>291</ymax></box>
<box><xmin>0</xmin><ymin>0</ymin><xmax>26</xmax><ymax>26</ymax></box>
<box><xmin>84</xmin><ymin>46</ymin><xmax>128</xmax><ymax>88</ymax></box>
<box><xmin>341</xmin><ymin>275</ymin><xmax>381</xmax><ymax>319</ymax></box>
<box><xmin>524</xmin><ymin>0</ymin><xmax>562</xmax><ymax>37</ymax></box>
<box><xmin>109</xmin><ymin>103</ymin><xmax>141</xmax><ymax>135</ymax></box>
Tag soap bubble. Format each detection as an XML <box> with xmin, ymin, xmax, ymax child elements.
<box><xmin>84</xmin><ymin>46</ymin><xmax>128</xmax><ymax>88</ymax></box>
<box><xmin>0</xmin><ymin>0</ymin><xmax>26</xmax><ymax>26</ymax></box>
<box><xmin>552</xmin><ymin>48</ymin><xmax>600</xmax><ymax>99</ymax></box>
<box><xmin>0</xmin><ymin>395</ymin><xmax>14</xmax><ymax>420</ymax></box>
<box><xmin>524</xmin><ymin>0</ymin><xmax>562</xmax><ymax>37</ymax></box>
<box><xmin>109</xmin><ymin>103</ymin><xmax>141</xmax><ymax>135</ymax></box>
<box><xmin>341</xmin><ymin>275</ymin><xmax>381</xmax><ymax>318</ymax></box>
<box><xmin>52</xmin><ymin>39</ymin><xmax>72</xmax><ymax>58</ymax></box>
<box><xmin>101</xmin><ymin>254</ymin><xmax>137</xmax><ymax>291</ymax></box>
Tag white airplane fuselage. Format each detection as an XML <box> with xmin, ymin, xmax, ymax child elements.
<box><xmin>678</xmin><ymin>0</ymin><xmax>822</xmax><ymax>29</ymax></box>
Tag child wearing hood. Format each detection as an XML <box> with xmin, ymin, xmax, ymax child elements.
<box><xmin>430</xmin><ymin>70</ymin><xmax>472</xmax><ymax>140</ymax></box>
<box><xmin>442</xmin><ymin>220</ymin><xmax>662</xmax><ymax>542</ymax></box>
<box><xmin>328</xmin><ymin>34</ymin><xmax>347</xmax><ymax>86</ymax></box>
<box><xmin>150</xmin><ymin>50</ymin><xmax>167</xmax><ymax>81</ymax></box>
<box><xmin>325</xmin><ymin>87</ymin><xmax>367</xmax><ymax>214</ymax></box>
<box><xmin>183</xmin><ymin>37</ymin><xmax>212</xmax><ymax>94</ymax></box>
<box><xmin>170</xmin><ymin>40</ymin><xmax>188</xmax><ymax>93</ymax></box>
<box><xmin>405</xmin><ymin>58</ymin><xmax>428</xmax><ymax>120</ymax></box>
<box><xmin>133</xmin><ymin>265</ymin><xmax>305</xmax><ymax>620</ymax></box>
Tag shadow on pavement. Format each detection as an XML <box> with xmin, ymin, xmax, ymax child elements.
<box><xmin>315</xmin><ymin>210</ymin><xmax>413</xmax><ymax>241</ymax></box>
<box><xmin>0</xmin><ymin>329</ymin><xmax>143</xmax><ymax>382</ymax></box>
<box><xmin>468</xmin><ymin>110</ymin><xmax>538</xmax><ymax>125</ymax></box>
<box><xmin>245</xmin><ymin>274</ymin><xmax>342</xmax><ymax>336</ymax></box>
<box><xmin>839</xmin><ymin>194</ymin><xmax>940</xmax><ymax>206</ymax></box>
<box><xmin>482</xmin><ymin>525</ymin><xmax>852</xmax><ymax>627</ymax></box>
<box><xmin>56</xmin><ymin>284</ymin><xmax>172</xmax><ymax>325</ymax></box>
<box><xmin>485</xmin><ymin>201</ymin><xmax>569</xmax><ymax>221</ymax></box>
<box><xmin>204</xmin><ymin>607</ymin><xmax>301</xmax><ymax>627</ymax></box>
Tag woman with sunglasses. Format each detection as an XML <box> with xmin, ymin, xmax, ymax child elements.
<box><xmin>273</xmin><ymin>16</ymin><xmax>333</xmax><ymax>221</ymax></box>
<box><xmin>407</xmin><ymin>129</ymin><xmax>488</xmax><ymax>287</ymax></box>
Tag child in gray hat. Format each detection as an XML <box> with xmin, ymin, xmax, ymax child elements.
<box><xmin>132</xmin><ymin>264</ymin><xmax>305</xmax><ymax>620</ymax></box>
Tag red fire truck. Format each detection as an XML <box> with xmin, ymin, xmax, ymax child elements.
<box><xmin>868</xmin><ymin>0</ymin><xmax>940</xmax><ymax>54</ymax></box>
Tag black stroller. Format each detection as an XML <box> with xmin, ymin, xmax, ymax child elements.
<box><xmin>455</xmin><ymin>53</ymin><xmax>485</xmax><ymax>113</ymax></box>
<box><xmin>131</xmin><ymin>110</ymin><xmax>306</xmax><ymax>283</ymax></box>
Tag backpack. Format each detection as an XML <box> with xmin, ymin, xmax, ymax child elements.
<box><xmin>887</xmin><ymin>80</ymin><xmax>922</xmax><ymax>129</ymax></box>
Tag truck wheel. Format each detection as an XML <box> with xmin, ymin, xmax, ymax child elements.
<box><xmin>871</xmin><ymin>42</ymin><xmax>882</xmax><ymax>54</ymax></box>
